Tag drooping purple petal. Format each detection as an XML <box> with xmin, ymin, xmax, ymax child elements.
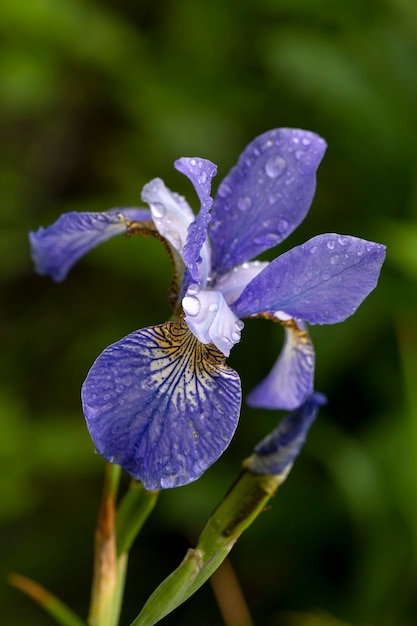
<box><xmin>247</xmin><ymin>323</ymin><xmax>315</xmax><ymax>410</ymax></box>
<box><xmin>233</xmin><ymin>234</ymin><xmax>386</xmax><ymax>324</ymax></box>
<box><xmin>175</xmin><ymin>158</ymin><xmax>217</xmax><ymax>285</ymax></box>
<box><xmin>29</xmin><ymin>208</ymin><xmax>150</xmax><ymax>282</ymax></box>
<box><xmin>247</xmin><ymin>392</ymin><xmax>327</xmax><ymax>476</ymax></box>
<box><xmin>81</xmin><ymin>318</ymin><xmax>241</xmax><ymax>490</ymax></box>
<box><xmin>210</xmin><ymin>128</ymin><xmax>327</xmax><ymax>276</ymax></box>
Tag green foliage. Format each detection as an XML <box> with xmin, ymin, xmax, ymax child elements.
<box><xmin>2</xmin><ymin>0</ymin><xmax>417</xmax><ymax>624</ymax></box>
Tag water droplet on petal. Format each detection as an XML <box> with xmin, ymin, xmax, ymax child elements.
<box><xmin>198</xmin><ymin>171</ymin><xmax>208</xmax><ymax>184</ymax></box>
<box><xmin>265</xmin><ymin>155</ymin><xmax>286</xmax><ymax>178</ymax></box>
<box><xmin>209</xmin><ymin>303</ymin><xmax>219</xmax><ymax>312</ymax></box>
<box><xmin>218</xmin><ymin>181</ymin><xmax>232</xmax><ymax>198</ymax></box>
<box><xmin>330</xmin><ymin>254</ymin><xmax>339</xmax><ymax>265</ymax></box>
<box><xmin>183</xmin><ymin>295</ymin><xmax>201</xmax><ymax>316</ymax></box>
<box><xmin>237</xmin><ymin>196</ymin><xmax>252</xmax><ymax>211</ymax></box>
<box><xmin>310</xmin><ymin>246</ymin><xmax>317</xmax><ymax>254</ymax></box>
<box><xmin>327</xmin><ymin>240</ymin><xmax>335</xmax><ymax>250</ymax></box>
<box><xmin>338</xmin><ymin>236</ymin><xmax>348</xmax><ymax>246</ymax></box>
<box><xmin>231</xmin><ymin>331</ymin><xmax>241</xmax><ymax>342</ymax></box>
<box><xmin>278</xmin><ymin>218</ymin><xmax>289</xmax><ymax>233</ymax></box>
<box><xmin>261</xmin><ymin>139</ymin><xmax>274</xmax><ymax>152</ymax></box>
<box><xmin>187</xmin><ymin>284</ymin><xmax>200</xmax><ymax>296</ymax></box>
<box><xmin>235</xmin><ymin>320</ymin><xmax>244</xmax><ymax>330</ymax></box>
<box><xmin>150</xmin><ymin>202</ymin><xmax>166</xmax><ymax>219</ymax></box>
<box><xmin>322</xmin><ymin>272</ymin><xmax>330</xmax><ymax>280</ymax></box>
<box><xmin>302</xmin><ymin>137</ymin><xmax>311</xmax><ymax>146</ymax></box>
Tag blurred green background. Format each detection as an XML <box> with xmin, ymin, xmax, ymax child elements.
<box><xmin>1</xmin><ymin>0</ymin><xmax>417</xmax><ymax>624</ymax></box>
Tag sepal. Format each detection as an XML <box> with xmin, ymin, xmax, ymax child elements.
<box><xmin>247</xmin><ymin>392</ymin><xmax>327</xmax><ymax>476</ymax></box>
<box><xmin>81</xmin><ymin>318</ymin><xmax>241</xmax><ymax>489</ymax></box>
<box><xmin>29</xmin><ymin>208</ymin><xmax>150</xmax><ymax>282</ymax></box>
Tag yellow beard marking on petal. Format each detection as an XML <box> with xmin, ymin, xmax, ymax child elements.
<box><xmin>141</xmin><ymin>317</ymin><xmax>233</xmax><ymax>416</ymax></box>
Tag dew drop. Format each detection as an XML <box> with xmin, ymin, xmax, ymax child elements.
<box><xmin>295</xmin><ymin>150</ymin><xmax>304</xmax><ymax>160</ymax></box>
<box><xmin>183</xmin><ymin>295</ymin><xmax>201</xmax><ymax>316</ymax></box>
<box><xmin>231</xmin><ymin>331</ymin><xmax>241</xmax><ymax>342</ymax></box>
<box><xmin>278</xmin><ymin>218</ymin><xmax>289</xmax><ymax>233</ymax></box>
<box><xmin>235</xmin><ymin>320</ymin><xmax>244</xmax><ymax>330</ymax></box>
<box><xmin>330</xmin><ymin>254</ymin><xmax>339</xmax><ymax>265</ymax></box>
<box><xmin>265</xmin><ymin>155</ymin><xmax>286</xmax><ymax>178</ymax></box>
<box><xmin>150</xmin><ymin>202</ymin><xmax>166</xmax><ymax>219</ymax></box>
<box><xmin>187</xmin><ymin>283</ymin><xmax>200</xmax><ymax>296</ymax></box>
<box><xmin>237</xmin><ymin>196</ymin><xmax>252</xmax><ymax>211</ymax></box>
<box><xmin>338</xmin><ymin>236</ymin><xmax>348</xmax><ymax>246</ymax></box>
<box><xmin>302</xmin><ymin>137</ymin><xmax>311</xmax><ymax>146</ymax></box>
<box><xmin>261</xmin><ymin>139</ymin><xmax>274</xmax><ymax>152</ymax></box>
<box><xmin>198</xmin><ymin>171</ymin><xmax>208</xmax><ymax>184</ymax></box>
<box><xmin>218</xmin><ymin>181</ymin><xmax>232</xmax><ymax>197</ymax></box>
<box><xmin>327</xmin><ymin>240</ymin><xmax>335</xmax><ymax>250</ymax></box>
<box><xmin>310</xmin><ymin>246</ymin><xmax>317</xmax><ymax>254</ymax></box>
<box><xmin>322</xmin><ymin>272</ymin><xmax>330</xmax><ymax>280</ymax></box>
<box><xmin>104</xmin><ymin>393</ymin><xmax>111</xmax><ymax>401</ymax></box>
<box><xmin>115</xmin><ymin>384</ymin><xmax>124</xmax><ymax>393</ymax></box>
<box><xmin>209</xmin><ymin>303</ymin><xmax>219</xmax><ymax>313</ymax></box>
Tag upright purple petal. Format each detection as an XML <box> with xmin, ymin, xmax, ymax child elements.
<box><xmin>247</xmin><ymin>392</ymin><xmax>326</xmax><ymax>476</ymax></box>
<box><xmin>210</xmin><ymin>128</ymin><xmax>327</xmax><ymax>276</ymax></box>
<box><xmin>247</xmin><ymin>323</ymin><xmax>315</xmax><ymax>410</ymax></box>
<box><xmin>233</xmin><ymin>234</ymin><xmax>386</xmax><ymax>324</ymax></box>
<box><xmin>141</xmin><ymin>178</ymin><xmax>194</xmax><ymax>256</ymax></box>
<box><xmin>175</xmin><ymin>157</ymin><xmax>217</xmax><ymax>284</ymax></box>
<box><xmin>81</xmin><ymin>318</ymin><xmax>241</xmax><ymax>490</ymax></box>
<box><xmin>29</xmin><ymin>208</ymin><xmax>150</xmax><ymax>282</ymax></box>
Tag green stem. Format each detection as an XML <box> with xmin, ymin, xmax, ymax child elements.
<box><xmin>88</xmin><ymin>463</ymin><xmax>121</xmax><ymax>626</ymax></box>
<box><xmin>116</xmin><ymin>481</ymin><xmax>159</xmax><ymax>556</ymax></box>
<box><xmin>130</xmin><ymin>466</ymin><xmax>285</xmax><ymax>626</ymax></box>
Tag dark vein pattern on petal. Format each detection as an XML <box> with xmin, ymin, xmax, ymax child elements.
<box><xmin>81</xmin><ymin>318</ymin><xmax>241</xmax><ymax>490</ymax></box>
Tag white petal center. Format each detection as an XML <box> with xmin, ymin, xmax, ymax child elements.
<box><xmin>182</xmin><ymin>286</ymin><xmax>244</xmax><ymax>357</ymax></box>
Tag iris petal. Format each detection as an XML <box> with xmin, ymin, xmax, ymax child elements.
<box><xmin>233</xmin><ymin>234</ymin><xmax>386</xmax><ymax>324</ymax></box>
<box><xmin>247</xmin><ymin>392</ymin><xmax>326</xmax><ymax>476</ymax></box>
<box><xmin>182</xmin><ymin>288</ymin><xmax>243</xmax><ymax>357</ymax></box>
<box><xmin>247</xmin><ymin>322</ymin><xmax>315</xmax><ymax>410</ymax></box>
<box><xmin>81</xmin><ymin>318</ymin><xmax>242</xmax><ymax>490</ymax></box>
<box><xmin>215</xmin><ymin>260</ymin><xmax>269</xmax><ymax>305</ymax></box>
<box><xmin>29</xmin><ymin>208</ymin><xmax>150</xmax><ymax>282</ymax></box>
<box><xmin>175</xmin><ymin>157</ymin><xmax>217</xmax><ymax>286</ymax></box>
<box><xmin>210</xmin><ymin>128</ymin><xmax>327</xmax><ymax>276</ymax></box>
<box><xmin>141</xmin><ymin>178</ymin><xmax>195</xmax><ymax>256</ymax></box>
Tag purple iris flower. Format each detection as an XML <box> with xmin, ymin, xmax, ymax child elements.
<box><xmin>29</xmin><ymin>128</ymin><xmax>385</xmax><ymax>490</ymax></box>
